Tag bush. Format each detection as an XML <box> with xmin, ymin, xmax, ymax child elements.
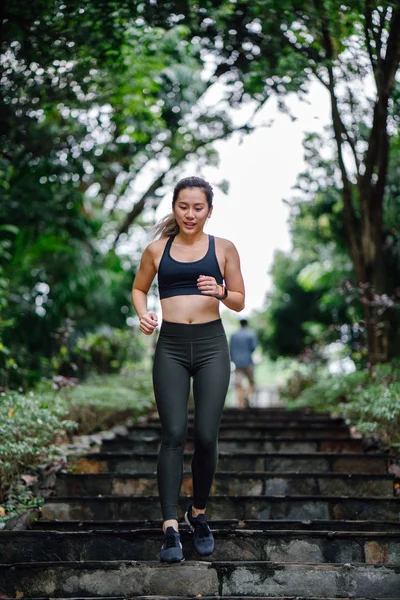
<box><xmin>339</xmin><ymin>375</ymin><xmax>400</xmax><ymax>445</ymax></box>
<box><xmin>279</xmin><ymin>369</ymin><xmax>320</xmax><ymax>403</ymax></box>
<box><xmin>0</xmin><ymin>366</ymin><xmax>154</xmax><ymax>524</ymax></box>
<box><xmin>0</xmin><ymin>390</ymin><xmax>77</xmax><ymax>495</ymax></box>
<box><xmin>282</xmin><ymin>361</ymin><xmax>400</xmax><ymax>447</ymax></box>
<box><xmin>72</xmin><ymin>328</ymin><xmax>148</xmax><ymax>377</ymax></box>
<box><xmin>283</xmin><ymin>368</ymin><xmax>368</xmax><ymax>410</ymax></box>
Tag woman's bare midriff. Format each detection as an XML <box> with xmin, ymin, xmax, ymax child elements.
<box><xmin>160</xmin><ymin>294</ymin><xmax>221</xmax><ymax>324</ymax></box>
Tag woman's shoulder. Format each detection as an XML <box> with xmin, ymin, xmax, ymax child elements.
<box><xmin>214</xmin><ymin>236</ymin><xmax>237</xmax><ymax>251</ymax></box>
<box><xmin>145</xmin><ymin>237</ymin><xmax>169</xmax><ymax>257</ymax></box>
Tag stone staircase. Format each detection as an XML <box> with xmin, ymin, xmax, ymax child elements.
<box><xmin>1</xmin><ymin>406</ymin><xmax>399</xmax><ymax>599</ymax></box>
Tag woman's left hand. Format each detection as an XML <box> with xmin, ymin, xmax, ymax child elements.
<box><xmin>197</xmin><ymin>275</ymin><xmax>222</xmax><ymax>297</ymax></box>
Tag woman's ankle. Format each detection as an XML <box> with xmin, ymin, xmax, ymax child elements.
<box><xmin>163</xmin><ymin>519</ymin><xmax>179</xmax><ymax>532</ymax></box>
<box><xmin>191</xmin><ymin>506</ymin><xmax>206</xmax><ymax>518</ymax></box>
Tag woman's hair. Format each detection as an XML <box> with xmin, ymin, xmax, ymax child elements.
<box><xmin>154</xmin><ymin>176</ymin><xmax>214</xmax><ymax>239</ymax></box>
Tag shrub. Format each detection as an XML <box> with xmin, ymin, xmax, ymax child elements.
<box><xmin>339</xmin><ymin>377</ymin><xmax>400</xmax><ymax>445</ymax></box>
<box><xmin>285</xmin><ymin>368</ymin><xmax>368</xmax><ymax>410</ymax></box>
<box><xmin>0</xmin><ymin>366</ymin><xmax>155</xmax><ymax>523</ymax></box>
<box><xmin>0</xmin><ymin>390</ymin><xmax>77</xmax><ymax>495</ymax></box>
<box><xmin>282</xmin><ymin>360</ymin><xmax>400</xmax><ymax>447</ymax></box>
<box><xmin>73</xmin><ymin>328</ymin><xmax>148</xmax><ymax>377</ymax></box>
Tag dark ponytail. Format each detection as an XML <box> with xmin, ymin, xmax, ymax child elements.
<box><xmin>153</xmin><ymin>213</ymin><xmax>179</xmax><ymax>239</ymax></box>
<box><xmin>154</xmin><ymin>176</ymin><xmax>214</xmax><ymax>239</ymax></box>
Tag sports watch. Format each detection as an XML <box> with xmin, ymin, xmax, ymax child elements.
<box><xmin>216</xmin><ymin>285</ymin><xmax>228</xmax><ymax>300</ymax></box>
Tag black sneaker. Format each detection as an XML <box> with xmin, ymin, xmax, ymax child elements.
<box><xmin>160</xmin><ymin>526</ymin><xmax>184</xmax><ymax>563</ymax></box>
<box><xmin>184</xmin><ymin>505</ymin><xmax>215</xmax><ymax>557</ymax></box>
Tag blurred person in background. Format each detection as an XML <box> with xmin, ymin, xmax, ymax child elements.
<box><xmin>229</xmin><ymin>318</ymin><xmax>258</xmax><ymax>408</ymax></box>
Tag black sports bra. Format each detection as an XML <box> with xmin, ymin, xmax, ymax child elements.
<box><xmin>158</xmin><ymin>235</ymin><xmax>224</xmax><ymax>300</ymax></box>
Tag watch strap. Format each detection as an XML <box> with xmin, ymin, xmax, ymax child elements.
<box><xmin>216</xmin><ymin>285</ymin><xmax>228</xmax><ymax>300</ymax></box>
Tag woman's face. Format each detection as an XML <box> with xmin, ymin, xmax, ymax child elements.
<box><xmin>173</xmin><ymin>188</ymin><xmax>212</xmax><ymax>235</ymax></box>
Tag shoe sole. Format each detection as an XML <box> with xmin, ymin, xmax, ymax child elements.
<box><xmin>160</xmin><ymin>556</ymin><xmax>185</xmax><ymax>563</ymax></box>
<box><xmin>184</xmin><ymin>510</ymin><xmax>214</xmax><ymax>557</ymax></box>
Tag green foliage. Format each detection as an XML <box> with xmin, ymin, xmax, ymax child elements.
<box><xmin>282</xmin><ymin>368</ymin><xmax>368</xmax><ymax>409</ymax></box>
<box><xmin>66</xmin><ymin>326</ymin><xmax>148</xmax><ymax>377</ymax></box>
<box><xmin>339</xmin><ymin>367</ymin><xmax>400</xmax><ymax>444</ymax></box>
<box><xmin>1</xmin><ymin>3</ymin><xmax>251</xmax><ymax>389</ymax></box>
<box><xmin>146</xmin><ymin>1</ymin><xmax>400</xmax><ymax>363</ymax></box>
<box><xmin>282</xmin><ymin>361</ymin><xmax>400</xmax><ymax>446</ymax></box>
<box><xmin>0</xmin><ymin>390</ymin><xmax>77</xmax><ymax>494</ymax></box>
<box><xmin>256</xmin><ymin>250</ymin><xmax>334</xmax><ymax>359</ymax></box>
<box><xmin>0</xmin><ymin>368</ymin><xmax>154</xmax><ymax>522</ymax></box>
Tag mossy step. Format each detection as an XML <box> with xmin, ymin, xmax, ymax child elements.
<box><xmin>56</xmin><ymin>471</ymin><xmax>395</xmax><ymax>498</ymax></box>
<box><xmin>101</xmin><ymin>436</ymin><xmax>366</xmax><ymax>454</ymax></box>
<box><xmin>0</xmin><ymin>560</ymin><xmax>399</xmax><ymax>598</ymax></box>
<box><xmin>13</xmin><ymin>597</ymin><xmax>392</xmax><ymax>600</ymax></box>
<box><xmin>2</xmin><ymin>528</ymin><xmax>400</xmax><ymax>564</ymax></box>
<box><xmin>68</xmin><ymin>451</ymin><xmax>389</xmax><ymax>475</ymax></box>
<box><xmin>41</xmin><ymin>494</ymin><xmax>400</xmax><ymax>522</ymax></box>
<box><xmin>125</xmin><ymin>424</ymin><xmax>351</xmax><ymax>440</ymax></box>
<box><xmin>31</xmin><ymin>518</ymin><xmax>400</xmax><ymax>532</ymax></box>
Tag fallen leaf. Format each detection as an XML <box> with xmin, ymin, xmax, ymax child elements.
<box><xmin>16</xmin><ymin>592</ymin><xmax>24</xmax><ymax>598</ymax></box>
<box><xmin>0</xmin><ymin>507</ymin><xmax>6</xmax><ymax>517</ymax></box>
<box><xmin>8</xmin><ymin>407</ymin><xmax>16</xmax><ymax>418</ymax></box>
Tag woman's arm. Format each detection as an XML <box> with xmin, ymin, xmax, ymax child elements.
<box><xmin>219</xmin><ymin>240</ymin><xmax>245</xmax><ymax>312</ymax></box>
<box><xmin>131</xmin><ymin>246</ymin><xmax>159</xmax><ymax>335</ymax></box>
<box><xmin>197</xmin><ymin>239</ymin><xmax>245</xmax><ymax>312</ymax></box>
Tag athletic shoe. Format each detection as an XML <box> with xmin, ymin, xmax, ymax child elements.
<box><xmin>184</xmin><ymin>505</ymin><xmax>215</xmax><ymax>557</ymax></box>
<box><xmin>160</xmin><ymin>526</ymin><xmax>184</xmax><ymax>563</ymax></box>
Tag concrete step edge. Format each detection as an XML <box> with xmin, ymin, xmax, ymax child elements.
<box><xmin>1</xmin><ymin>559</ymin><xmax>399</xmax><ymax>568</ymax></box>
<box><xmin>69</xmin><ymin>451</ymin><xmax>390</xmax><ymax>458</ymax></box>
<box><xmin>58</xmin><ymin>471</ymin><xmax>396</xmax><ymax>480</ymax></box>
<box><xmin>43</xmin><ymin>494</ymin><xmax>400</xmax><ymax>501</ymax></box>
<box><xmin>30</xmin><ymin>518</ymin><xmax>400</xmax><ymax>531</ymax></box>
<box><xmin>3</xmin><ymin>528</ymin><xmax>400</xmax><ymax>539</ymax></box>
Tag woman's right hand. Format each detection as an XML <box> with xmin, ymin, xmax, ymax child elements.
<box><xmin>139</xmin><ymin>312</ymin><xmax>159</xmax><ymax>335</ymax></box>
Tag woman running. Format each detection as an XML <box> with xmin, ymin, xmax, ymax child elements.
<box><xmin>131</xmin><ymin>176</ymin><xmax>245</xmax><ymax>562</ymax></box>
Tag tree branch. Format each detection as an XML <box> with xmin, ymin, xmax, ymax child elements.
<box><xmin>312</xmin><ymin>0</ymin><xmax>363</xmax><ymax>278</ymax></box>
<box><xmin>377</xmin><ymin>6</ymin><xmax>389</xmax><ymax>58</ymax></box>
<box><xmin>362</xmin><ymin>5</ymin><xmax>400</xmax><ymax>192</ymax></box>
<box><xmin>364</xmin><ymin>3</ymin><xmax>378</xmax><ymax>77</ymax></box>
<box><xmin>382</xmin><ymin>4</ymin><xmax>400</xmax><ymax>92</ymax></box>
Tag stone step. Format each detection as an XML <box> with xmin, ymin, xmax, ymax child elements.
<box><xmin>210</xmin><ymin>408</ymin><xmax>335</xmax><ymax>416</ymax></box>
<box><xmin>12</xmin><ymin>597</ymin><xmax>387</xmax><ymax>600</ymax></box>
<box><xmin>2</xmin><ymin>529</ymin><xmax>400</xmax><ymax>564</ymax></box>
<box><xmin>126</xmin><ymin>424</ymin><xmax>352</xmax><ymax>439</ymax></box>
<box><xmin>148</xmin><ymin>415</ymin><xmax>346</xmax><ymax>427</ymax></box>
<box><xmin>7</xmin><ymin>597</ymin><xmax>387</xmax><ymax>600</ymax></box>
<box><xmin>101</xmin><ymin>436</ymin><xmax>366</xmax><ymax>454</ymax></box>
<box><xmin>0</xmin><ymin>560</ymin><xmax>398</xmax><ymax>598</ymax></box>
<box><xmin>9</xmin><ymin>598</ymin><xmax>391</xmax><ymax>600</ymax></box>
<box><xmin>55</xmin><ymin>471</ymin><xmax>395</xmax><ymax>498</ymax></box>
<box><xmin>41</xmin><ymin>495</ymin><xmax>400</xmax><ymax>522</ymax></box>
<box><xmin>69</xmin><ymin>451</ymin><xmax>390</xmax><ymax>475</ymax></box>
<box><xmin>31</xmin><ymin>518</ymin><xmax>400</xmax><ymax>533</ymax></box>
<box><xmin>180</xmin><ymin>413</ymin><xmax>346</xmax><ymax>424</ymax></box>
<box><xmin>203</xmin><ymin>408</ymin><xmax>337</xmax><ymax>419</ymax></box>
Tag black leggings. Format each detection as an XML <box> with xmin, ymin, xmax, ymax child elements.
<box><xmin>152</xmin><ymin>318</ymin><xmax>231</xmax><ymax>521</ymax></box>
